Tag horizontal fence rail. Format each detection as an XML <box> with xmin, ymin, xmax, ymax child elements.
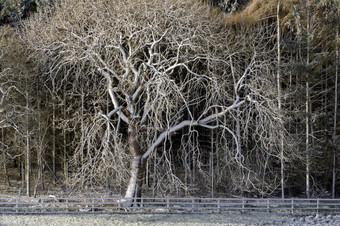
<box><xmin>1</xmin><ymin>197</ymin><xmax>340</xmax><ymax>214</ymax></box>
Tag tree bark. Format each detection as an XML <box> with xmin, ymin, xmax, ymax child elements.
<box><xmin>52</xmin><ymin>82</ymin><xmax>56</xmax><ymax>185</ymax></box>
<box><xmin>63</xmin><ymin>84</ymin><xmax>67</xmax><ymax>189</ymax></box>
<box><xmin>4</xmin><ymin>162</ymin><xmax>10</xmax><ymax>186</ymax></box>
<box><xmin>124</xmin><ymin>118</ymin><xmax>147</xmax><ymax>203</ymax></box>
<box><xmin>37</xmin><ymin>82</ymin><xmax>44</xmax><ymax>191</ymax></box>
<box><xmin>277</xmin><ymin>0</ymin><xmax>285</xmax><ymax>199</ymax></box>
<box><xmin>305</xmin><ymin>0</ymin><xmax>311</xmax><ymax>199</ymax></box>
<box><xmin>25</xmin><ymin>77</ymin><xmax>30</xmax><ymax>197</ymax></box>
<box><xmin>2</xmin><ymin>128</ymin><xmax>10</xmax><ymax>186</ymax></box>
<box><xmin>332</xmin><ymin>27</ymin><xmax>339</xmax><ymax>199</ymax></box>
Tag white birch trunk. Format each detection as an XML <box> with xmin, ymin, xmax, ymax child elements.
<box><xmin>305</xmin><ymin>0</ymin><xmax>311</xmax><ymax>199</ymax></box>
<box><xmin>277</xmin><ymin>0</ymin><xmax>285</xmax><ymax>199</ymax></box>
<box><xmin>332</xmin><ymin>27</ymin><xmax>339</xmax><ymax>199</ymax></box>
<box><xmin>25</xmin><ymin>77</ymin><xmax>30</xmax><ymax>197</ymax></box>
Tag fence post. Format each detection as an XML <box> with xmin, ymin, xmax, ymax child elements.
<box><xmin>267</xmin><ymin>199</ymin><xmax>269</xmax><ymax>213</ymax></box>
<box><xmin>41</xmin><ymin>198</ymin><xmax>44</xmax><ymax>213</ymax></box>
<box><xmin>166</xmin><ymin>198</ymin><xmax>169</xmax><ymax>213</ymax></box>
<box><xmin>218</xmin><ymin>198</ymin><xmax>220</xmax><ymax>213</ymax></box>
<box><xmin>15</xmin><ymin>198</ymin><xmax>18</xmax><ymax>213</ymax></box>
<box><xmin>118</xmin><ymin>200</ymin><xmax>121</xmax><ymax>213</ymax></box>
<box><xmin>317</xmin><ymin>199</ymin><xmax>319</xmax><ymax>213</ymax></box>
<box><xmin>92</xmin><ymin>198</ymin><xmax>94</xmax><ymax>212</ymax></box>
<box><xmin>242</xmin><ymin>199</ymin><xmax>244</xmax><ymax>213</ymax></box>
<box><xmin>191</xmin><ymin>199</ymin><xmax>194</xmax><ymax>213</ymax></box>
<box><xmin>66</xmin><ymin>198</ymin><xmax>69</xmax><ymax>212</ymax></box>
<box><xmin>291</xmin><ymin>199</ymin><xmax>294</xmax><ymax>213</ymax></box>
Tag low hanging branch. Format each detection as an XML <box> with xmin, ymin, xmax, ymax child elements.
<box><xmin>142</xmin><ymin>96</ymin><xmax>247</xmax><ymax>160</ymax></box>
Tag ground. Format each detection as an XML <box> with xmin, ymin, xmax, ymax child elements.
<box><xmin>1</xmin><ymin>213</ymin><xmax>340</xmax><ymax>226</ymax></box>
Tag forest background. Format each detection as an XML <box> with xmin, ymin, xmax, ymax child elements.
<box><xmin>0</xmin><ymin>0</ymin><xmax>339</xmax><ymax>201</ymax></box>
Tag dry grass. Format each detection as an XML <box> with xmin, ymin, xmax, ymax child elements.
<box><xmin>220</xmin><ymin>0</ymin><xmax>299</xmax><ymax>28</ymax></box>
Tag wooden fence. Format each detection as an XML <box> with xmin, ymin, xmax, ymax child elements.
<box><xmin>1</xmin><ymin>197</ymin><xmax>340</xmax><ymax>214</ymax></box>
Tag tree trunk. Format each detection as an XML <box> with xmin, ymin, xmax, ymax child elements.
<box><xmin>26</xmin><ymin>110</ymin><xmax>30</xmax><ymax>197</ymax></box>
<box><xmin>52</xmin><ymin>86</ymin><xmax>56</xmax><ymax>185</ymax></box>
<box><xmin>21</xmin><ymin>162</ymin><xmax>24</xmax><ymax>195</ymax></box>
<box><xmin>2</xmin><ymin>128</ymin><xmax>10</xmax><ymax>186</ymax></box>
<box><xmin>37</xmin><ymin>82</ymin><xmax>44</xmax><ymax>191</ymax></box>
<box><xmin>4</xmin><ymin>162</ymin><xmax>11</xmax><ymax>186</ymax></box>
<box><xmin>63</xmin><ymin>85</ymin><xmax>68</xmax><ymax>190</ymax></box>
<box><xmin>152</xmin><ymin>150</ymin><xmax>157</xmax><ymax>197</ymax></box>
<box><xmin>332</xmin><ymin>27</ymin><xmax>339</xmax><ymax>199</ymax></box>
<box><xmin>124</xmin><ymin>118</ymin><xmax>147</xmax><ymax>203</ymax></box>
<box><xmin>210</xmin><ymin>124</ymin><xmax>215</xmax><ymax>198</ymax></box>
<box><xmin>305</xmin><ymin>0</ymin><xmax>311</xmax><ymax>199</ymax></box>
<box><xmin>124</xmin><ymin>156</ymin><xmax>147</xmax><ymax>200</ymax></box>
<box><xmin>277</xmin><ymin>0</ymin><xmax>285</xmax><ymax>199</ymax></box>
<box><xmin>25</xmin><ymin>77</ymin><xmax>30</xmax><ymax>197</ymax></box>
<box><xmin>80</xmin><ymin>85</ymin><xmax>85</xmax><ymax>189</ymax></box>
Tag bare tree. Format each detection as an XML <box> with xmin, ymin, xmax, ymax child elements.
<box><xmin>276</xmin><ymin>0</ymin><xmax>285</xmax><ymax>199</ymax></box>
<box><xmin>24</xmin><ymin>0</ymin><xmax>285</xmax><ymax>201</ymax></box>
<box><xmin>332</xmin><ymin>1</ymin><xmax>339</xmax><ymax>199</ymax></box>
